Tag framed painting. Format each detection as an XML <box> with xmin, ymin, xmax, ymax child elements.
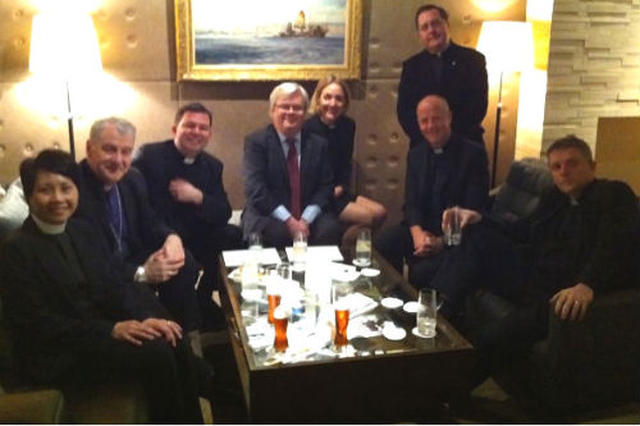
<box><xmin>174</xmin><ymin>0</ymin><xmax>362</xmax><ymax>81</ymax></box>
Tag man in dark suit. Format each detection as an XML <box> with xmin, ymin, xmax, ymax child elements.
<box><xmin>376</xmin><ymin>94</ymin><xmax>489</xmax><ymax>288</ymax></box>
<box><xmin>1</xmin><ymin>150</ymin><xmax>206</xmax><ymax>423</ymax></box>
<box><xmin>76</xmin><ymin>117</ymin><xmax>202</xmax><ymax>334</ymax></box>
<box><xmin>397</xmin><ymin>4</ymin><xmax>488</xmax><ymax>147</ymax></box>
<box><xmin>133</xmin><ymin>103</ymin><xmax>242</xmax><ymax>331</ymax></box>
<box><xmin>242</xmin><ymin>82</ymin><xmax>343</xmax><ymax>248</ymax></box>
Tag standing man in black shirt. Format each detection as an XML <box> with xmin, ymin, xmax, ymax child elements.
<box><xmin>397</xmin><ymin>4</ymin><xmax>488</xmax><ymax>148</ymax></box>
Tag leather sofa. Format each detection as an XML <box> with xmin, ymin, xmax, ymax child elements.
<box><xmin>465</xmin><ymin>158</ymin><xmax>640</xmax><ymax>412</ymax></box>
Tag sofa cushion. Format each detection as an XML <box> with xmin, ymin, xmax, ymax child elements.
<box><xmin>491</xmin><ymin>158</ymin><xmax>553</xmax><ymax>222</ymax></box>
<box><xmin>0</xmin><ymin>179</ymin><xmax>29</xmax><ymax>241</ymax></box>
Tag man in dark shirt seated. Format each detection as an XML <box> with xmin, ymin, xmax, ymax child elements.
<box><xmin>76</xmin><ymin>117</ymin><xmax>202</xmax><ymax>335</ymax></box>
<box><xmin>133</xmin><ymin>103</ymin><xmax>242</xmax><ymax>331</ymax></box>
<box><xmin>435</xmin><ymin>135</ymin><xmax>640</xmax><ymax>384</ymax></box>
<box><xmin>0</xmin><ymin>150</ymin><xmax>210</xmax><ymax>423</ymax></box>
<box><xmin>375</xmin><ymin>94</ymin><xmax>489</xmax><ymax>288</ymax></box>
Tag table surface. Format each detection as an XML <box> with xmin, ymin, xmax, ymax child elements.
<box><xmin>219</xmin><ymin>247</ymin><xmax>474</xmax><ymax>423</ymax></box>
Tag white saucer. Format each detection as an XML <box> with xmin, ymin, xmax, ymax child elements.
<box><xmin>412</xmin><ymin>327</ymin><xmax>436</xmax><ymax>339</ymax></box>
<box><xmin>361</xmin><ymin>268</ymin><xmax>381</xmax><ymax>277</ymax></box>
<box><xmin>380</xmin><ymin>297</ymin><xmax>403</xmax><ymax>309</ymax></box>
<box><xmin>403</xmin><ymin>301</ymin><xmax>419</xmax><ymax>314</ymax></box>
<box><xmin>382</xmin><ymin>326</ymin><xmax>407</xmax><ymax>341</ymax></box>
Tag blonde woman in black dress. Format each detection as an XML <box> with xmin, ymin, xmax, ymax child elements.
<box><xmin>305</xmin><ymin>75</ymin><xmax>387</xmax><ymax>239</ymax></box>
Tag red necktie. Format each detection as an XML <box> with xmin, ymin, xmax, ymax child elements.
<box><xmin>286</xmin><ymin>138</ymin><xmax>301</xmax><ymax>219</ymax></box>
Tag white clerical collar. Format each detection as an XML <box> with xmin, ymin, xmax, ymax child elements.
<box><xmin>433</xmin><ymin>148</ymin><xmax>444</xmax><ymax>155</ymax></box>
<box><xmin>31</xmin><ymin>214</ymin><xmax>66</xmax><ymax>235</ymax></box>
<box><xmin>183</xmin><ymin>157</ymin><xmax>195</xmax><ymax>165</ymax></box>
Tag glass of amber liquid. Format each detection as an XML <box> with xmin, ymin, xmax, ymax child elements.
<box><xmin>267</xmin><ymin>276</ymin><xmax>282</xmax><ymax>324</ymax></box>
<box><xmin>273</xmin><ymin>306</ymin><xmax>289</xmax><ymax>352</ymax></box>
<box><xmin>332</xmin><ymin>281</ymin><xmax>351</xmax><ymax>347</ymax></box>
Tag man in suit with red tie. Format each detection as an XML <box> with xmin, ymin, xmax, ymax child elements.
<box><xmin>242</xmin><ymin>82</ymin><xmax>343</xmax><ymax>248</ymax></box>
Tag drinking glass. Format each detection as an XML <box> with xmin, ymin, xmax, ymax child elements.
<box><xmin>444</xmin><ymin>206</ymin><xmax>462</xmax><ymax>246</ymax></box>
<box><xmin>416</xmin><ymin>288</ymin><xmax>437</xmax><ymax>338</ymax></box>
<box><xmin>266</xmin><ymin>269</ymin><xmax>281</xmax><ymax>324</ymax></box>
<box><xmin>273</xmin><ymin>306</ymin><xmax>289</xmax><ymax>352</ymax></box>
<box><xmin>353</xmin><ymin>228</ymin><xmax>372</xmax><ymax>267</ymax></box>
<box><xmin>292</xmin><ymin>232</ymin><xmax>307</xmax><ymax>271</ymax></box>
<box><xmin>332</xmin><ymin>281</ymin><xmax>351</xmax><ymax>346</ymax></box>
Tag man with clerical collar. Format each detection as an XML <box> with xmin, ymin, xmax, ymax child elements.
<box><xmin>376</xmin><ymin>94</ymin><xmax>489</xmax><ymax>288</ymax></box>
<box><xmin>76</xmin><ymin>117</ymin><xmax>202</xmax><ymax>336</ymax></box>
<box><xmin>1</xmin><ymin>150</ymin><xmax>208</xmax><ymax>423</ymax></box>
<box><xmin>242</xmin><ymin>82</ymin><xmax>343</xmax><ymax>248</ymax></box>
<box><xmin>133</xmin><ymin>103</ymin><xmax>242</xmax><ymax>331</ymax></box>
<box><xmin>397</xmin><ymin>4</ymin><xmax>488</xmax><ymax>147</ymax></box>
<box><xmin>433</xmin><ymin>135</ymin><xmax>639</xmax><ymax>387</ymax></box>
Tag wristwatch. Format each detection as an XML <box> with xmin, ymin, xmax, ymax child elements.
<box><xmin>134</xmin><ymin>266</ymin><xmax>147</xmax><ymax>283</ymax></box>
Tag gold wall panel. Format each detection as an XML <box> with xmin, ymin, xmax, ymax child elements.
<box><xmin>0</xmin><ymin>0</ymin><xmax>527</xmax><ymax>224</ymax></box>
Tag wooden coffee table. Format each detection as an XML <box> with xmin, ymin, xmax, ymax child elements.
<box><xmin>218</xmin><ymin>248</ymin><xmax>474</xmax><ymax>423</ymax></box>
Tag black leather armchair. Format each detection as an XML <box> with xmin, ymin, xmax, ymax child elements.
<box><xmin>466</xmin><ymin>158</ymin><xmax>640</xmax><ymax>412</ymax></box>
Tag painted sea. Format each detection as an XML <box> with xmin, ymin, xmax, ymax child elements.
<box><xmin>195</xmin><ymin>36</ymin><xmax>345</xmax><ymax>65</ymax></box>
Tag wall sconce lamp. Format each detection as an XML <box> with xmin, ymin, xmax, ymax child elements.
<box><xmin>29</xmin><ymin>12</ymin><xmax>102</xmax><ymax>159</ymax></box>
<box><xmin>477</xmin><ymin>21</ymin><xmax>534</xmax><ymax>187</ymax></box>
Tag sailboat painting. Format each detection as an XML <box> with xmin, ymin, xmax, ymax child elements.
<box><xmin>175</xmin><ymin>0</ymin><xmax>362</xmax><ymax>81</ymax></box>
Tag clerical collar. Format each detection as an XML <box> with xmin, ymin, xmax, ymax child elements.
<box><xmin>569</xmin><ymin>197</ymin><xmax>579</xmax><ymax>206</ymax></box>
<box><xmin>31</xmin><ymin>214</ymin><xmax>66</xmax><ymax>235</ymax></box>
<box><xmin>433</xmin><ymin>148</ymin><xmax>444</xmax><ymax>155</ymax></box>
<box><xmin>183</xmin><ymin>157</ymin><xmax>195</xmax><ymax>165</ymax></box>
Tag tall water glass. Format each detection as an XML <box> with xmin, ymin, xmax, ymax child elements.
<box><xmin>416</xmin><ymin>288</ymin><xmax>437</xmax><ymax>338</ymax></box>
<box><xmin>444</xmin><ymin>206</ymin><xmax>462</xmax><ymax>246</ymax></box>
<box><xmin>292</xmin><ymin>232</ymin><xmax>307</xmax><ymax>271</ymax></box>
<box><xmin>354</xmin><ymin>228</ymin><xmax>372</xmax><ymax>267</ymax></box>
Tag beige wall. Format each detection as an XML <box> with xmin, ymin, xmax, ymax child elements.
<box><xmin>1</xmin><ymin>0</ymin><xmax>525</xmax><ymax>226</ymax></box>
<box><xmin>542</xmin><ymin>0</ymin><xmax>640</xmax><ymax>153</ymax></box>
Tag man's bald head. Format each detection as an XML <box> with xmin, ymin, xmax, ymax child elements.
<box><xmin>416</xmin><ymin>95</ymin><xmax>452</xmax><ymax>149</ymax></box>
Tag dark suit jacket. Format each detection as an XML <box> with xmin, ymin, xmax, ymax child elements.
<box><xmin>404</xmin><ymin>134</ymin><xmax>489</xmax><ymax>233</ymax></box>
<box><xmin>397</xmin><ymin>42</ymin><xmax>488</xmax><ymax>146</ymax></box>
<box><xmin>0</xmin><ymin>217</ymin><xmax>167</xmax><ymax>382</ymax></box>
<box><xmin>77</xmin><ymin>160</ymin><xmax>174</xmax><ymax>280</ymax></box>
<box><xmin>241</xmin><ymin>124</ymin><xmax>334</xmax><ymax>237</ymax></box>
<box><xmin>132</xmin><ymin>140</ymin><xmax>232</xmax><ymax>242</ymax></box>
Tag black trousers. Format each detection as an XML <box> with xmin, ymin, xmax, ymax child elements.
<box><xmin>430</xmin><ymin>223</ymin><xmax>548</xmax><ymax>385</ymax></box>
<box><xmin>156</xmin><ymin>250</ymin><xmax>202</xmax><ymax>332</ymax></box>
<box><xmin>374</xmin><ymin>223</ymin><xmax>448</xmax><ymax>288</ymax></box>
<box><xmin>186</xmin><ymin>224</ymin><xmax>244</xmax><ymax>330</ymax></box>
<box><xmin>55</xmin><ymin>336</ymin><xmax>206</xmax><ymax>424</ymax></box>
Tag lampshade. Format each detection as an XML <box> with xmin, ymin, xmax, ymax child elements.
<box><xmin>29</xmin><ymin>12</ymin><xmax>102</xmax><ymax>80</ymax></box>
<box><xmin>476</xmin><ymin>21</ymin><xmax>534</xmax><ymax>73</ymax></box>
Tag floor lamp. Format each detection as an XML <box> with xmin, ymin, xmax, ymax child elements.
<box><xmin>477</xmin><ymin>21</ymin><xmax>534</xmax><ymax>188</ymax></box>
<box><xmin>29</xmin><ymin>12</ymin><xmax>102</xmax><ymax>160</ymax></box>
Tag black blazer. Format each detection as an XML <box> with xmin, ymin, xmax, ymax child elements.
<box><xmin>0</xmin><ymin>217</ymin><xmax>167</xmax><ymax>382</ymax></box>
<box><xmin>132</xmin><ymin>140</ymin><xmax>232</xmax><ymax>241</ymax></box>
<box><xmin>404</xmin><ymin>134</ymin><xmax>489</xmax><ymax>232</ymax></box>
<box><xmin>397</xmin><ymin>42</ymin><xmax>488</xmax><ymax>146</ymax></box>
<box><xmin>241</xmin><ymin>124</ymin><xmax>334</xmax><ymax>237</ymax></box>
<box><xmin>77</xmin><ymin>160</ymin><xmax>174</xmax><ymax>280</ymax></box>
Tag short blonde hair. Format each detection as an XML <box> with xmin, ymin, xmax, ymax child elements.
<box><xmin>309</xmin><ymin>74</ymin><xmax>351</xmax><ymax>114</ymax></box>
<box><xmin>269</xmin><ymin>82</ymin><xmax>309</xmax><ymax>112</ymax></box>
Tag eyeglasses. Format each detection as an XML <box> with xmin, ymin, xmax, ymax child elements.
<box><xmin>276</xmin><ymin>103</ymin><xmax>305</xmax><ymax>113</ymax></box>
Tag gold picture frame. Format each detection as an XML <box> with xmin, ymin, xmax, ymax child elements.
<box><xmin>175</xmin><ymin>0</ymin><xmax>362</xmax><ymax>81</ymax></box>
